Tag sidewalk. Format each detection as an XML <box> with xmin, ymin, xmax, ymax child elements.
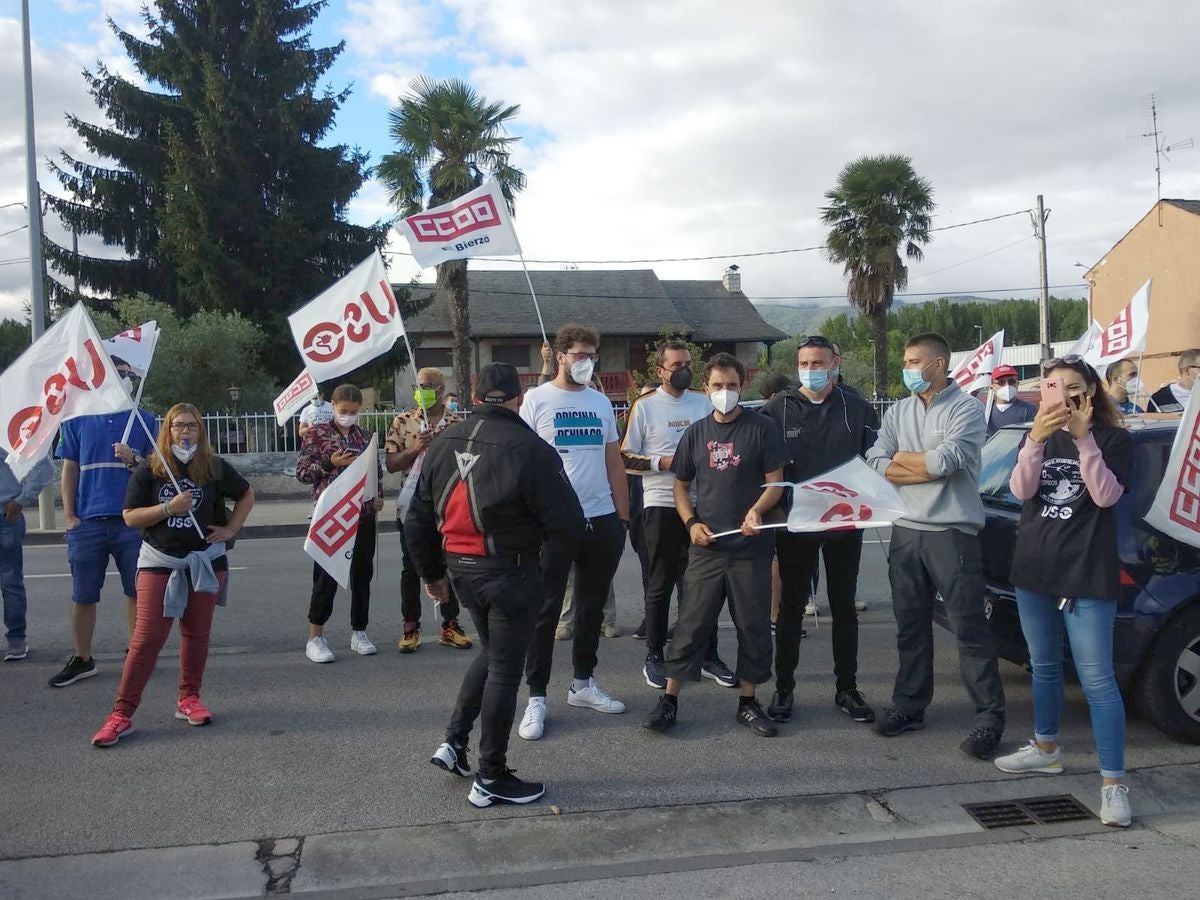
<box><xmin>24</xmin><ymin>498</ymin><xmax>398</xmax><ymax>546</ymax></box>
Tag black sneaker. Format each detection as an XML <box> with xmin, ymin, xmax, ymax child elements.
<box><xmin>701</xmin><ymin>656</ymin><xmax>737</xmax><ymax>688</ymax></box>
<box><xmin>767</xmin><ymin>690</ymin><xmax>793</xmax><ymax>723</ymax></box>
<box><xmin>643</xmin><ymin>653</ymin><xmax>666</xmax><ymax>689</ymax></box>
<box><xmin>48</xmin><ymin>656</ymin><xmax>97</xmax><ymax>688</ymax></box>
<box><xmin>633</xmin><ymin>619</ymin><xmax>646</xmax><ymax>640</ymax></box>
<box><xmin>468</xmin><ymin>769</ymin><xmax>545</xmax><ymax>808</ymax></box>
<box><xmin>736</xmin><ymin>699</ymin><xmax>778</xmax><ymax>737</ymax></box>
<box><xmin>874</xmin><ymin>706</ymin><xmax>925</xmax><ymax>737</ymax></box>
<box><xmin>430</xmin><ymin>742</ymin><xmax>472</xmax><ymax>777</ymax></box>
<box><xmin>835</xmin><ymin>690</ymin><xmax>876</xmax><ymax>723</ymax></box>
<box><xmin>642</xmin><ymin>695</ymin><xmax>678</xmax><ymax>733</ymax></box>
<box><xmin>960</xmin><ymin>726</ymin><xmax>1003</xmax><ymax>760</ymax></box>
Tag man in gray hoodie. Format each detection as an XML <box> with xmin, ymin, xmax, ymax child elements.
<box><xmin>865</xmin><ymin>333</ymin><xmax>1005</xmax><ymax>760</ymax></box>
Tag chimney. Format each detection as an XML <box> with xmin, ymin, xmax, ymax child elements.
<box><xmin>722</xmin><ymin>264</ymin><xmax>741</xmax><ymax>294</ymax></box>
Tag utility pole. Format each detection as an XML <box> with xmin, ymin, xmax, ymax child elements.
<box><xmin>1032</xmin><ymin>195</ymin><xmax>1051</xmax><ymax>362</ymax></box>
<box><xmin>21</xmin><ymin>0</ymin><xmax>54</xmax><ymax>529</ymax></box>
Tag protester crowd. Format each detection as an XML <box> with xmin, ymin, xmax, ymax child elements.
<box><xmin>4</xmin><ymin>326</ymin><xmax>1196</xmax><ymax>825</ymax></box>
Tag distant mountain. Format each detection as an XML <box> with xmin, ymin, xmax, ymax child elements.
<box><xmin>753</xmin><ymin>303</ymin><xmax>853</xmax><ymax>335</ymax></box>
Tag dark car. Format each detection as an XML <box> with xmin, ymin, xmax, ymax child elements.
<box><xmin>935</xmin><ymin>419</ymin><xmax>1200</xmax><ymax>743</ymax></box>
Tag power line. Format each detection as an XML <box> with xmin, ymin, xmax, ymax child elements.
<box><xmin>0</xmin><ymin>224</ymin><xmax>29</xmax><ymax>239</ymax></box>
<box><xmin>909</xmin><ymin>235</ymin><xmax>1032</xmax><ymax>281</ymax></box>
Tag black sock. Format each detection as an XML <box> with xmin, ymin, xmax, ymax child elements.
<box><xmin>738</xmin><ymin>695</ymin><xmax>756</xmax><ymax>708</ymax></box>
<box><xmin>662</xmin><ymin>693</ymin><xmax>678</xmax><ymax>707</ymax></box>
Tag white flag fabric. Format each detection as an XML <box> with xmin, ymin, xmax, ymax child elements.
<box><xmin>397</xmin><ymin>179</ymin><xmax>521</xmax><ymax>269</ymax></box>
<box><xmin>288</xmin><ymin>251</ymin><xmax>404</xmax><ymax>382</ymax></box>
<box><xmin>304</xmin><ymin>434</ymin><xmax>378</xmax><ymax>588</ymax></box>
<box><xmin>780</xmin><ymin>458</ymin><xmax>909</xmax><ymax>532</ymax></box>
<box><xmin>1085</xmin><ymin>279</ymin><xmax>1151</xmax><ymax>369</ymax></box>
<box><xmin>1</xmin><ymin>305</ymin><xmax>133</xmax><ymax>479</ymax></box>
<box><xmin>1066</xmin><ymin>319</ymin><xmax>1103</xmax><ymax>359</ymax></box>
<box><xmin>1144</xmin><ymin>390</ymin><xmax>1200</xmax><ymax>550</ymax></box>
<box><xmin>951</xmin><ymin>329</ymin><xmax>1006</xmax><ymax>394</ymax></box>
<box><xmin>102</xmin><ymin>320</ymin><xmax>160</xmax><ymax>376</ymax></box>
<box><xmin>273</xmin><ymin>369</ymin><xmax>319</xmax><ymax>426</ymax></box>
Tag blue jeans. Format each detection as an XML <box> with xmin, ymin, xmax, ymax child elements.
<box><xmin>65</xmin><ymin>517</ymin><xmax>141</xmax><ymax>604</ymax></box>
<box><xmin>1015</xmin><ymin>589</ymin><xmax>1125</xmax><ymax>778</ymax></box>
<box><xmin>0</xmin><ymin>513</ymin><xmax>27</xmax><ymax>643</ymax></box>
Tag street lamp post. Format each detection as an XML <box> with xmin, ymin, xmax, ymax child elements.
<box><xmin>975</xmin><ymin>325</ymin><xmax>983</xmax><ymax>346</ymax></box>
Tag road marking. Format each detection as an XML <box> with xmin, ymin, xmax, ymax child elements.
<box><xmin>27</xmin><ymin>567</ymin><xmax>248</xmax><ymax>579</ymax></box>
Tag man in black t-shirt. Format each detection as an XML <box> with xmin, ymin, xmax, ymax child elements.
<box><xmin>641</xmin><ymin>353</ymin><xmax>790</xmax><ymax>737</ymax></box>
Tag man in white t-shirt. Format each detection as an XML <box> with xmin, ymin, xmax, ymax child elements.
<box><xmin>517</xmin><ymin>324</ymin><xmax>630</xmax><ymax>740</ymax></box>
<box><xmin>621</xmin><ymin>339</ymin><xmax>733</xmax><ymax>690</ymax></box>
<box><xmin>298</xmin><ymin>391</ymin><xmax>334</xmax><ymax>439</ymax></box>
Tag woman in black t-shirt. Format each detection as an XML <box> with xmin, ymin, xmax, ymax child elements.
<box><xmin>90</xmin><ymin>403</ymin><xmax>254</xmax><ymax>748</ymax></box>
<box><xmin>995</xmin><ymin>358</ymin><xmax>1134</xmax><ymax>827</ymax></box>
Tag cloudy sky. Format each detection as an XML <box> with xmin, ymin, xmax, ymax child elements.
<box><xmin>1</xmin><ymin>0</ymin><xmax>1198</xmax><ymax>325</ymax></box>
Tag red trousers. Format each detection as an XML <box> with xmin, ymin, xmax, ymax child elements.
<box><xmin>113</xmin><ymin>569</ymin><xmax>227</xmax><ymax>718</ymax></box>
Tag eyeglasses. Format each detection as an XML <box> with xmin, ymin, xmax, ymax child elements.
<box><xmin>563</xmin><ymin>351</ymin><xmax>598</xmax><ymax>362</ymax></box>
<box><xmin>797</xmin><ymin>336</ymin><xmax>836</xmax><ymax>350</ymax></box>
<box><xmin>170</xmin><ymin>422</ymin><xmax>201</xmax><ymax>433</ymax></box>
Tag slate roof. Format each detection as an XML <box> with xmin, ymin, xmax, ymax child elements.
<box><xmin>399</xmin><ymin>269</ymin><xmax>786</xmax><ymax>343</ymax></box>
<box><xmin>1165</xmin><ymin>199</ymin><xmax>1200</xmax><ymax>217</ymax></box>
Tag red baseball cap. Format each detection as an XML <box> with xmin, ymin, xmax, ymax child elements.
<box><xmin>992</xmin><ymin>365</ymin><xmax>1019</xmax><ymax>380</ymax></box>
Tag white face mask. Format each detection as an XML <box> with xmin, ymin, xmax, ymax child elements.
<box><xmin>335</xmin><ymin>413</ymin><xmax>358</xmax><ymax>428</ymax></box>
<box><xmin>568</xmin><ymin>358</ymin><xmax>595</xmax><ymax>386</ymax></box>
<box><xmin>994</xmin><ymin>385</ymin><xmax>1017</xmax><ymax>403</ymax></box>
<box><xmin>120</xmin><ymin>375</ymin><xmax>135</xmax><ymax>394</ymax></box>
<box><xmin>709</xmin><ymin>389</ymin><xmax>740</xmax><ymax>414</ymax></box>
<box><xmin>171</xmin><ymin>442</ymin><xmax>197</xmax><ymax>464</ymax></box>
<box><xmin>1123</xmin><ymin>377</ymin><xmax>1144</xmax><ymax>397</ymax></box>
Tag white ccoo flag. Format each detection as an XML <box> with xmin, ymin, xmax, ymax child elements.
<box><xmin>1144</xmin><ymin>389</ymin><xmax>1200</xmax><ymax>550</ymax></box>
<box><xmin>304</xmin><ymin>434</ymin><xmax>378</xmax><ymax>588</ymax></box>
<box><xmin>951</xmin><ymin>329</ymin><xmax>1006</xmax><ymax>394</ymax></box>
<box><xmin>1085</xmin><ymin>279</ymin><xmax>1151</xmax><ymax>370</ymax></box>
<box><xmin>397</xmin><ymin>179</ymin><xmax>521</xmax><ymax>269</ymax></box>
<box><xmin>1066</xmin><ymin>319</ymin><xmax>1103</xmax><ymax>359</ymax></box>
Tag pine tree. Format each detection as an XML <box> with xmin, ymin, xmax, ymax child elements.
<box><xmin>45</xmin><ymin>1</ymin><xmax>389</xmax><ymax>379</ymax></box>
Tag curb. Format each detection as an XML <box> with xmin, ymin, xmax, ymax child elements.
<box><xmin>24</xmin><ymin>519</ymin><xmax>399</xmax><ymax>547</ymax></box>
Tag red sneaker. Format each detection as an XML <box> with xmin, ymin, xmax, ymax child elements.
<box><xmin>175</xmin><ymin>695</ymin><xmax>213</xmax><ymax>726</ymax></box>
<box><xmin>91</xmin><ymin>713</ymin><xmax>134</xmax><ymax>747</ymax></box>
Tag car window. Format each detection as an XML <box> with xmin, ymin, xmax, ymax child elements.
<box><xmin>979</xmin><ymin>427</ymin><xmax>1026</xmax><ymax>510</ymax></box>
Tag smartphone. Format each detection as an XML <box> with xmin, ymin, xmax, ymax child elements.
<box><xmin>1040</xmin><ymin>377</ymin><xmax>1068</xmax><ymax>412</ymax></box>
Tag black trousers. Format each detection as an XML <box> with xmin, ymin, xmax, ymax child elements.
<box><xmin>445</xmin><ymin>557</ymin><xmax>540</xmax><ymax>779</ymax></box>
<box><xmin>396</xmin><ymin>517</ymin><xmax>460</xmax><ymax>627</ymax></box>
<box><xmin>525</xmin><ymin>513</ymin><xmax>623</xmax><ymax>695</ymax></box>
<box><xmin>888</xmin><ymin>526</ymin><xmax>1006</xmax><ymax>731</ymax></box>
<box><xmin>666</xmin><ymin>549</ymin><xmax>772</xmax><ymax>685</ymax></box>
<box><xmin>309</xmin><ymin>514</ymin><xmax>376</xmax><ymax>631</ymax></box>
<box><xmin>641</xmin><ymin>507</ymin><xmax>716</xmax><ymax>660</ymax></box>
<box><xmin>775</xmin><ymin>530</ymin><xmax>864</xmax><ymax>694</ymax></box>
<box><xmin>628</xmin><ymin>474</ymin><xmax>650</xmax><ymax>594</ymax></box>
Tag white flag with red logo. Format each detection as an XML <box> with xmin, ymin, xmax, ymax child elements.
<box><xmin>102</xmin><ymin>320</ymin><xmax>160</xmax><ymax>376</ymax></box>
<box><xmin>1145</xmin><ymin>389</ymin><xmax>1200</xmax><ymax>550</ymax></box>
<box><xmin>1</xmin><ymin>304</ymin><xmax>133</xmax><ymax>479</ymax></box>
<box><xmin>273</xmin><ymin>369</ymin><xmax>319</xmax><ymax>426</ymax></box>
<box><xmin>780</xmin><ymin>458</ymin><xmax>909</xmax><ymax>532</ymax></box>
<box><xmin>304</xmin><ymin>433</ymin><xmax>378</xmax><ymax>588</ymax></box>
<box><xmin>951</xmin><ymin>329</ymin><xmax>1006</xmax><ymax>394</ymax></box>
<box><xmin>287</xmin><ymin>251</ymin><xmax>405</xmax><ymax>383</ymax></box>
<box><xmin>397</xmin><ymin>179</ymin><xmax>521</xmax><ymax>269</ymax></box>
<box><xmin>1065</xmin><ymin>319</ymin><xmax>1103</xmax><ymax>359</ymax></box>
<box><xmin>1085</xmin><ymin>279</ymin><xmax>1151</xmax><ymax>369</ymax></box>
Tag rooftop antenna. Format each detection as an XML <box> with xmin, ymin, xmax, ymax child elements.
<box><xmin>1142</xmin><ymin>94</ymin><xmax>1193</xmax><ymax>216</ymax></box>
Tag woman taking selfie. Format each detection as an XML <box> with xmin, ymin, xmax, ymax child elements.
<box><xmin>92</xmin><ymin>403</ymin><xmax>255</xmax><ymax>747</ymax></box>
<box><xmin>994</xmin><ymin>357</ymin><xmax>1134</xmax><ymax>826</ymax></box>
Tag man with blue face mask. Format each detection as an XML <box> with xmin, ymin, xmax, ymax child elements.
<box><xmin>865</xmin><ymin>333</ymin><xmax>1005</xmax><ymax>761</ymax></box>
<box><xmin>763</xmin><ymin>336</ymin><xmax>880</xmax><ymax>725</ymax></box>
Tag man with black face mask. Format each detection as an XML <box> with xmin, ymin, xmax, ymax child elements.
<box><xmin>621</xmin><ymin>340</ymin><xmax>734</xmax><ymax>690</ymax></box>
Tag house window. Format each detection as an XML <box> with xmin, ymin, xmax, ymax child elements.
<box><xmin>414</xmin><ymin>348</ymin><xmax>453</xmax><ymax>369</ymax></box>
<box><xmin>491</xmin><ymin>344</ymin><xmax>532</xmax><ymax>369</ymax></box>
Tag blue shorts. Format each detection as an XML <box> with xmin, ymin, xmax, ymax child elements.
<box><xmin>65</xmin><ymin>517</ymin><xmax>142</xmax><ymax>604</ymax></box>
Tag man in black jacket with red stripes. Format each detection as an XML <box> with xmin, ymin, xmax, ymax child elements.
<box><xmin>405</xmin><ymin>363</ymin><xmax>584</xmax><ymax>809</ymax></box>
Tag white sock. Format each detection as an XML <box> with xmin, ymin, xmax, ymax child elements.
<box><xmin>572</xmin><ymin>677</ymin><xmax>591</xmax><ymax>691</ymax></box>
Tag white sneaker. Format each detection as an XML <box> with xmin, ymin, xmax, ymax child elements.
<box><xmin>567</xmin><ymin>677</ymin><xmax>626</xmax><ymax>714</ymax></box>
<box><xmin>1100</xmin><ymin>783</ymin><xmax>1132</xmax><ymax>827</ymax></box>
<box><xmin>994</xmin><ymin>740</ymin><xmax>1064</xmax><ymax>775</ymax></box>
<box><xmin>519</xmin><ymin>697</ymin><xmax>547</xmax><ymax>740</ymax></box>
<box><xmin>305</xmin><ymin>636</ymin><xmax>335</xmax><ymax>663</ymax></box>
<box><xmin>854</xmin><ymin>600</ymin><xmax>868</xmax><ymax>612</ymax></box>
<box><xmin>805</xmin><ymin>602</ymin><xmax>818</xmax><ymax>617</ymax></box>
<box><xmin>350</xmin><ymin>631</ymin><xmax>377</xmax><ymax>655</ymax></box>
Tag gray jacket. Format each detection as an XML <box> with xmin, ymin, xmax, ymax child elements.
<box><xmin>865</xmin><ymin>383</ymin><xmax>986</xmax><ymax>534</ymax></box>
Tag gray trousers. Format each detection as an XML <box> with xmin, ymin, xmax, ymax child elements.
<box><xmin>888</xmin><ymin>526</ymin><xmax>1005</xmax><ymax>731</ymax></box>
<box><xmin>666</xmin><ymin>550</ymin><xmax>772</xmax><ymax>685</ymax></box>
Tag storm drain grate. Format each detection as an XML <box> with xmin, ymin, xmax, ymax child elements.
<box><xmin>963</xmin><ymin>794</ymin><xmax>1095</xmax><ymax>830</ymax></box>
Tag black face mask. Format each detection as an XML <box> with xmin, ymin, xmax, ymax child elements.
<box><xmin>668</xmin><ymin>367</ymin><xmax>692</xmax><ymax>391</ymax></box>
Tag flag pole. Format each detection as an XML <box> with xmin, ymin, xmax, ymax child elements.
<box><xmin>517</xmin><ymin>252</ymin><xmax>548</xmax><ymax>346</ymax></box>
<box><xmin>120</xmin><ymin>377</ymin><xmax>147</xmax><ymax>444</ymax></box>
<box><xmin>135</xmin><ymin>413</ymin><xmax>209</xmax><ymax>542</ymax></box>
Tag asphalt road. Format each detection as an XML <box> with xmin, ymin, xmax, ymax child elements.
<box><xmin>3</xmin><ymin>532</ymin><xmax>1199</xmax><ymax>862</ymax></box>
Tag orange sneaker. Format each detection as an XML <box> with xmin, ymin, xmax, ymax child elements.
<box><xmin>91</xmin><ymin>712</ymin><xmax>134</xmax><ymax>747</ymax></box>
<box><xmin>176</xmin><ymin>695</ymin><xmax>213</xmax><ymax>726</ymax></box>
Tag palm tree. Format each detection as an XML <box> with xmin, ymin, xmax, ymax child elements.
<box><xmin>821</xmin><ymin>155</ymin><xmax>934</xmax><ymax>399</ymax></box>
<box><xmin>378</xmin><ymin>77</ymin><xmax>525</xmax><ymax>400</ymax></box>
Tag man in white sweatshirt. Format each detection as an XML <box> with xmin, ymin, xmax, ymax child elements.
<box><xmin>620</xmin><ymin>340</ymin><xmax>736</xmax><ymax>690</ymax></box>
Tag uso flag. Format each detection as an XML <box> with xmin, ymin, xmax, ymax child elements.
<box><xmin>288</xmin><ymin>251</ymin><xmax>405</xmax><ymax>383</ymax></box>
<box><xmin>951</xmin><ymin>329</ymin><xmax>1006</xmax><ymax>394</ymax></box>
<box><xmin>1145</xmin><ymin>389</ymin><xmax>1200</xmax><ymax>550</ymax></box>
<box><xmin>397</xmin><ymin>179</ymin><xmax>521</xmax><ymax>269</ymax></box>
<box><xmin>304</xmin><ymin>433</ymin><xmax>379</xmax><ymax>587</ymax></box>
<box><xmin>1</xmin><ymin>304</ymin><xmax>132</xmax><ymax>479</ymax></box>
<box><xmin>102</xmin><ymin>320</ymin><xmax>160</xmax><ymax>376</ymax></box>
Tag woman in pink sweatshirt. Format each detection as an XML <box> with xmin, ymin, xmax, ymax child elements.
<box><xmin>993</xmin><ymin>356</ymin><xmax>1134</xmax><ymax>827</ymax></box>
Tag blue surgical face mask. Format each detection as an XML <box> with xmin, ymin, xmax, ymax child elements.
<box><xmin>797</xmin><ymin>368</ymin><xmax>830</xmax><ymax>392</ymax></box>
<box><xmin>902</xmin><ymin>362</ymin><xmax>934</xmax><ymax>394</ymax></box>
